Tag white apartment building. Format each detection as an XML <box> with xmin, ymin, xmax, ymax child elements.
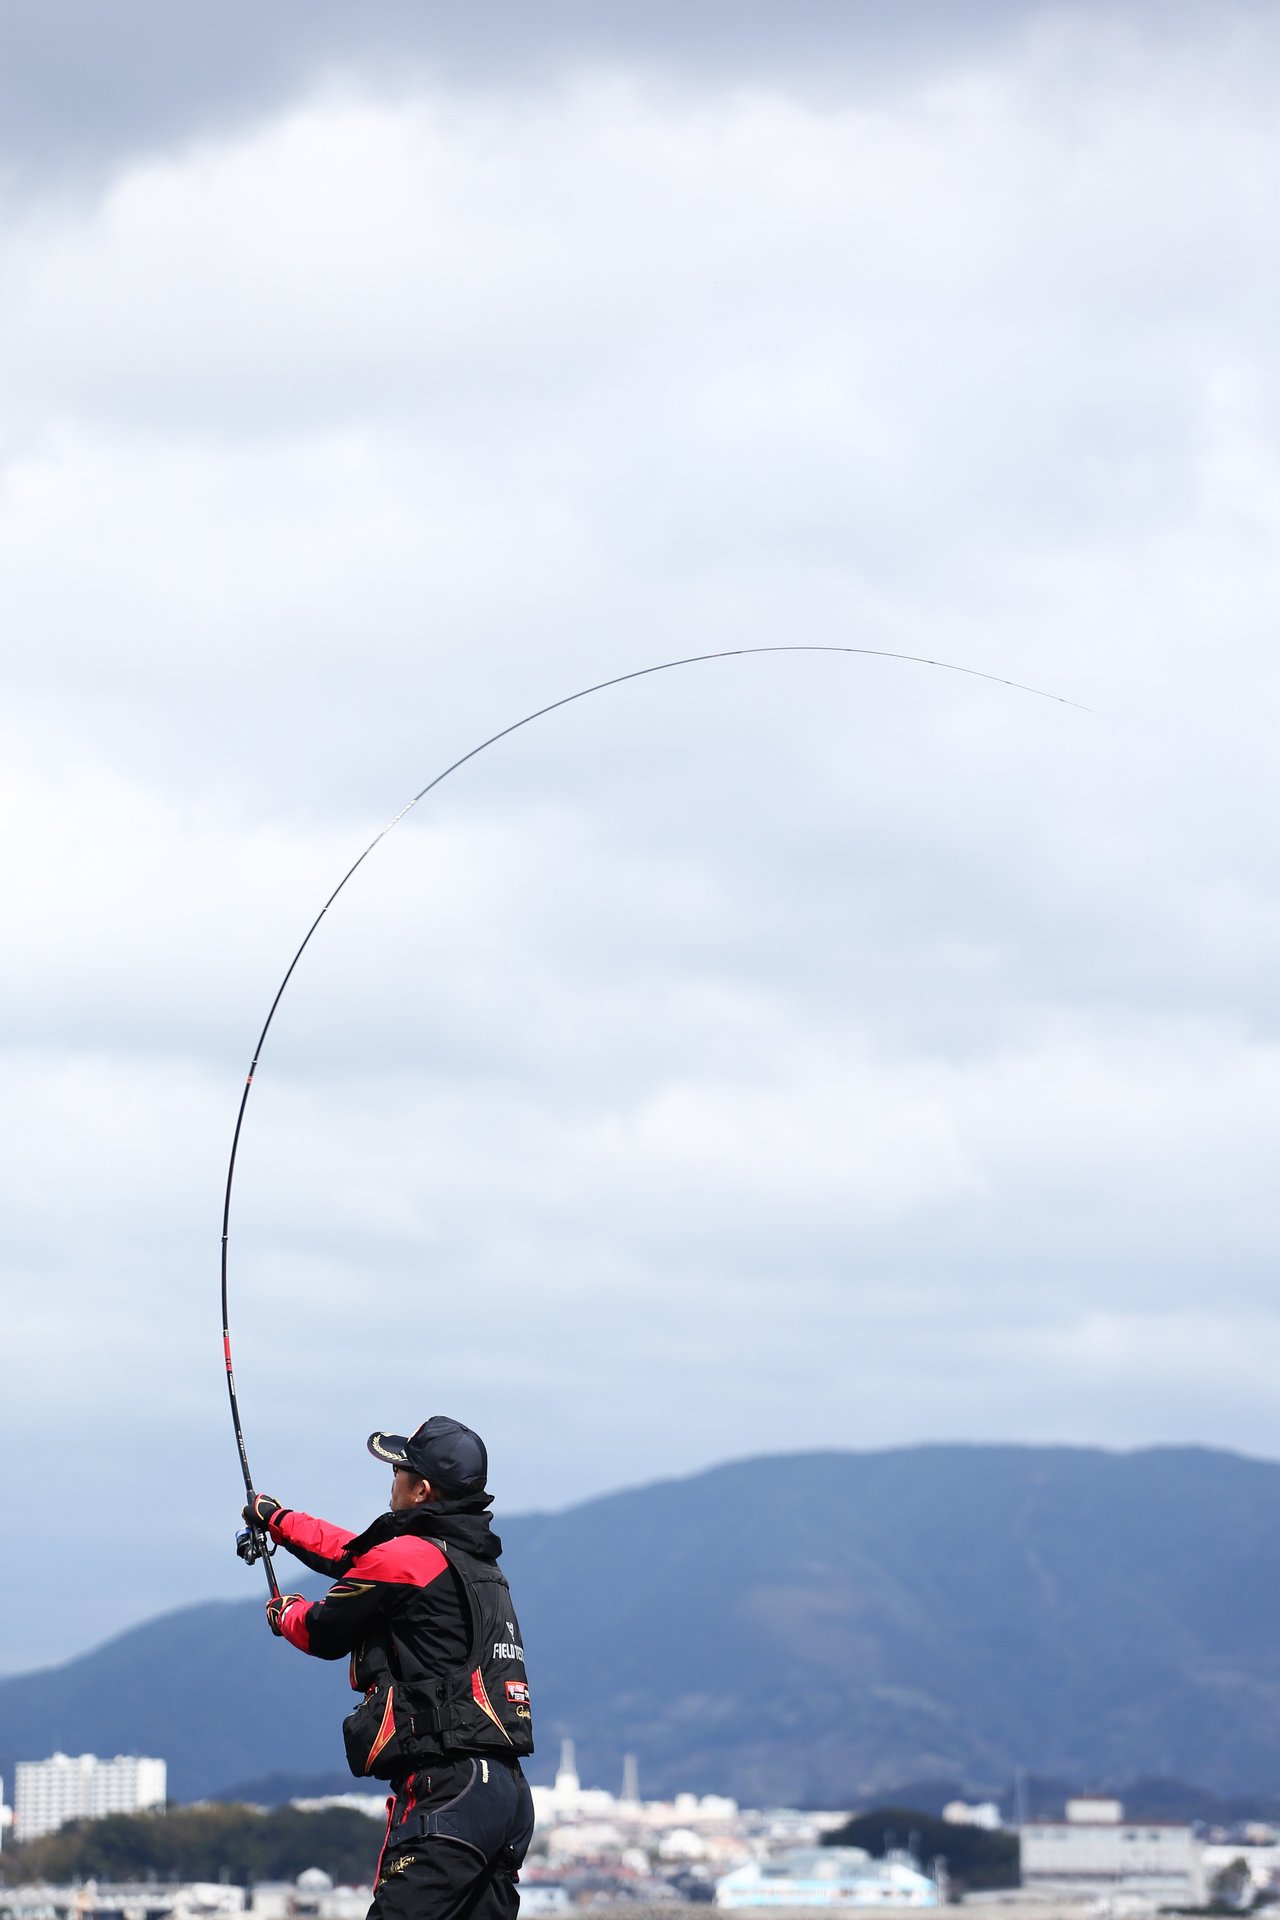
<box><xmin>1021</xmin><ymin>1796</ymin><xmax>1204</xmax><ymax>1904</ymax></box>
<box><xmin>13</xmin><ymin>1753</ymin><xmax>167</xmax><ymax>1842</ymax></box>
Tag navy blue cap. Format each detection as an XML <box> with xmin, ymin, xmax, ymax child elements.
<box><xmin>367</xmin><ymin>1415</ymin><xmax>488</xmax><ymax>1493</ymax></box>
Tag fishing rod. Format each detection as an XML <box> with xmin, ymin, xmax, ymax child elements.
<box><xmin>223</xmin><ymin>642</ymin><xmax>1083</xmax><ymax>1587</ymax></box>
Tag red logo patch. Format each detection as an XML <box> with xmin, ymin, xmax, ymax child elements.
<box><xmin>505</xmin><ymin>1680</ymin><xmax>530</xmax><ymax>1705</ymax></box>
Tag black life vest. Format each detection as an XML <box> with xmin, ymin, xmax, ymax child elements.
<box><xmin>343</xmin><ymin>1539</ymin><xmax>534</xmax><ymax>1778</ymax></box>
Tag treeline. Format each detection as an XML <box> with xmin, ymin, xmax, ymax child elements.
<box><xmin>0</xmin><ymin>1804</ymin><xmax>384</xmax><ymax>1887</ymax></box>
<box><xmin>824</xmin><ymin>1807</ymin><xmax>1019</xmax><ymax>1892</ymax></box>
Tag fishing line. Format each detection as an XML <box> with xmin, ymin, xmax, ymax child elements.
<box><xmin>223</xmin><ymin>642</ymin><xmax>1083</xmax><ymax>1589</ymax></box>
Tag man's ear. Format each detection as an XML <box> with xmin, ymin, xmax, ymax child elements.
<box><xmin>415</xmin><ymin>1477</ymin><xmax>435</xmax><ymax>1506</ymax></box>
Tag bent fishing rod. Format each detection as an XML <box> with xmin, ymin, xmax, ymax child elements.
<box><xmin>223</xmin><ymin>642</ymin><xmax>1083</xmax><ymax>1590</ymax></box>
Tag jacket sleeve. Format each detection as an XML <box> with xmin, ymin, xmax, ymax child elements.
<box><xmin>270</xmin><ymin>1507</ymin><xmax>357</xmax><ymax>1579</ymax></box>
<box><xmin>278</xmin><ymin>1576</ymin><xmax>388</xmax><ymax>1659</ymax></box>
<box><xmin>276</xmin><ymin>1534</ymin><xmax>450</xmax><ymax>1661</ymax></box>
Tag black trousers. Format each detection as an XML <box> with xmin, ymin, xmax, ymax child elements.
<box><xmin>368</xmin><ymin>1756</ymin><xmax>535</xmax><ymax>1920</ymax></box>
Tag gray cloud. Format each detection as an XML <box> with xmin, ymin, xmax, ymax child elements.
<box><xmin>4</xmin><ymin>3</ymin><xmax>1280</xmax><ymax>1670</ymax></box>
<box><xmin>0</xmin><ymin>0</ymin><xmax>1112</xmax><ymax>180</ymax></box>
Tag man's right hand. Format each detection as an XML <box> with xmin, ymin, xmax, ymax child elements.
<box><xmin>243</xmin><ymin>1493</ymin><xmax>289</xmax><ymax>1530</ymax></box>
<box><xmin>266</xmin><ymin>1593</ymin><xmax>304</xmax><ymax>1637</ymax></box>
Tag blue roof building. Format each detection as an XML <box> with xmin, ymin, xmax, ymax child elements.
<box><xmin>716</xmin><ymin>1846</ymin><xmax>939</xmax><ymax>1909</ymax></box>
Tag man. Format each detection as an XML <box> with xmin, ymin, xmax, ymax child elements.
<box><xmin>243</xmin><ymin>1415</ymin><xmax>534</xmax><ymax>1920</ymax></box>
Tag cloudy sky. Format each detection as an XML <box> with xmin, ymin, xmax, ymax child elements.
<box><xmin>4</xmin><ymin>0</ymin><xmax>1280</xmax><ymax>1670</ymax></box>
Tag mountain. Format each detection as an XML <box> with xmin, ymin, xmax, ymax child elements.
<box><xmin>3</xmin><ymin>1444</ymin><xmax>1280</xmax><ymax>1806</ymax></box>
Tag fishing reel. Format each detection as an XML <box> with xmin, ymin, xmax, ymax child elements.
<box><xmin>235</xmin><ymin>1525</ymin><xmax>276</xmax><ymax>1568</ymax></box>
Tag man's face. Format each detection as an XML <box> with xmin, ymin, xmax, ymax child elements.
<box><xmin>390</xmin><ymin>1466</ymin><xmax>433</xmax><ymax>1512</ymax></box>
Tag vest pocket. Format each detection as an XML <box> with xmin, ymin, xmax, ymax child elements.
<box><xmin>343</xmin><ymin>1678</ymin><xmax>405</xmax><ymax>1779</ymax></box>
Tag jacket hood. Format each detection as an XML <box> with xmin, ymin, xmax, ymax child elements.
<box><xmin>342</xmin><ymin>1493</ymin><xmax>502</xmax><ymax>1566</ymax></box>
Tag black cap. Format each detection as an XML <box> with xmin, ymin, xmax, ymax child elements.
<box><xmin>367</xmin><ymin>1416</ymin><xmax>489</xmax><ymax>1493</ymax></box>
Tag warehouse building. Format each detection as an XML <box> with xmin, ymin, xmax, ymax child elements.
<box><xmin>1021</xmin><ymin>1796</ymin><xmax>1204</xmax><ymax>1904</ymax></box>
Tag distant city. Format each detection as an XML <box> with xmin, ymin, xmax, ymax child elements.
<box><xmin>4</xmin><ymin>1744</ymin><xmax>1280</xmax><ymax>1914</ymax></box>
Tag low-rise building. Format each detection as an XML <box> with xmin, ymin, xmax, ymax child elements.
<box><xmin>717</xmin><ymin>1846</ymin><xmax>939</xmax><ymax>1909</ymax></box>
<box><xmin>1020</xmin><ymin>1797</ymin><xmax>1204</xmax><ymax>1905</ymax></box>
<box><xmin>943</xmin><ymin>1801</ymin><xmax>1003</xmax><ymax>1832</ymax></box>
<box><xmin>0</xmin><ymin>1882</ymin><xmax>241</xmax><ymax>1920</ymax></box>
<box><xmin>288</xmin><ymin>1794</ymin><xmax>385</xmax><ymax>1821</ymax></box>
<box><xmin>249</xmin><ymin>1874</ymin><xmax>373</xmax><ymax>1920</ymax></box>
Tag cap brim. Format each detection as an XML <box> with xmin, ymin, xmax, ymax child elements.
<box><xmin>367</xmin><ymin>1430</ymin><xmax>412</xmax><ymax>1466</ymax></box>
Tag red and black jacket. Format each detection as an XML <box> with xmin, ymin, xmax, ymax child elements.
<box><xmin>267</xmin><ymin>1500</ymin><xmax>533</xmax><ymax>1763</ymax></box>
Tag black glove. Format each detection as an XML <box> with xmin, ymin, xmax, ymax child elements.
<box><xmin>242</xmin><ymin>1493</ymin><xmax>289</xmax><ymax>1531</ymax></box>
<box><xmin>266</xmin><ymin>1593</ymin><xmax>304</xmax><ymax>1637</ymax></box>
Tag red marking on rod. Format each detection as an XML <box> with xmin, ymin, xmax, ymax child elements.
<box><xmin>224</xmin><ymin>1334</ymin><xmax>233</xmax><ymax>1372</ymax></box>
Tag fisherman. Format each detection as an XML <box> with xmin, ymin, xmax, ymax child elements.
<box><xmin>242</xmin><ymin>1416</ymin><xmax>534</xmax><ymax>1920</ymax></box>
